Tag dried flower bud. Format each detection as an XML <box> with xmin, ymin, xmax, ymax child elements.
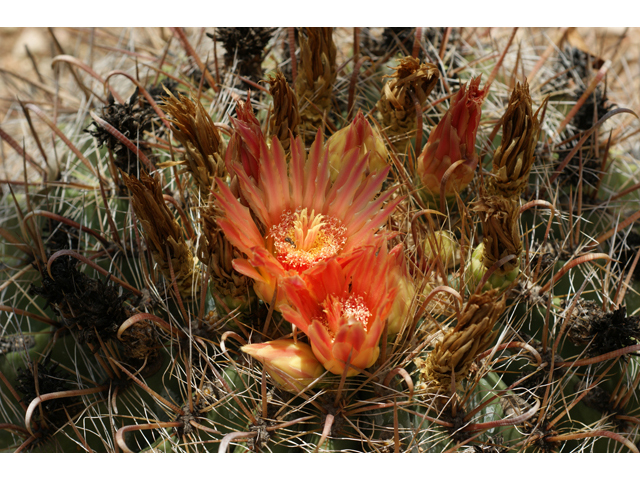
<box><xmin>267</xmin><ymin>71</ymin><xmax>300</xmax><ymax>153</ymax></box>
<box><xmin>419</xmin><ymin>290</ymin><xmax>506</xmax><ymax>392</ymax></box>
<box><xmin>472</xmin><ymin>195</ymin><xmax>522</xmax><ymax>276</ymax></box>
<box><xmin>376</xmin><ymin>56</ymin><xmax>439</xmax><ymax>152</ymax></box>
<box><xmin>122</xmin><ymin>171</ymin><xmax>199</xmax><ymax>302</ymax></box>
<box><xmin>417</xmin><ymin>76</ymin><xmax>486</xmax><ymax>200</ymax></box>
<box><xmin>325</xmin><ymin>111</ymin><xmax>389</xmax><ymax>182</ymax></box>
<box><xmin>160</xmin><ymin>90</ymin><xmax>226</xmax><ymax>192</ymax></box>
<box><xmin>295</xmin><ymin>27</ymin><xmax>337</xmax><ymax>145</ymax></box>
<box><xmin>198</xmin><ymin>203</ymin><xmax>253</xmax><ymax>314</ymax></box>
<box><xmin>489</xmin><ymin>81</ymin><xmax>545</xmax><ymax>198</ymax></box>
<box><xmin>241</xmin><ymin>339</ymin><xmax>325</xmax><ymax>392</ymax></box>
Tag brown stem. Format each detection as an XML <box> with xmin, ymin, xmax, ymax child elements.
<box><xmin>46</xmin><ymin>249</ymin><xmax>142</xmax><ymax>296</ymax></box>
<box><xmin>540</xmin><ymin>253</ymin><xmax>611</xmax><ymax>294</ymax></box>
<box><xmin>25</xmin><ymin>385</ymin><xmax>109</xmax><ymax>435</ymax></box>
<box><xmin>557</xmin><ymin>344</ymin><xmax>640</xmax><ymax>367</ymax></box>
<box><xmin>24</xmin><ymin>103</ymin><xmax>106</xmax><ymax>185</ymax></box>
<box><xmin>476</xmin><ymin>341</ymin><xmax>542</xmax><ymax>366</ymax></box>
<box><xmin>462</xmin><ymin>399</ymin><xmax>540</xmax><ymax>432</ymax></box>
<box><xmin>314</xmin><ymin>413</ymin><xmax>335</xmax><ymax>453</ymax></box>
<box><xmin>51</xmin><ymin>55</ymin><xmax>123</xmax><ymax>104</ymax></box>
<box><xmin>545</xmin><ymin>430</ymin><xmax>638</xmax><ymax>453</ymax></box>
<box><xmin>116</xmin><ymin>421</ymin><xmax>182</xmax><ymax>453</ymax></box>
<box><xmin>383</xmin><ymin>367</ymin><xmax>414</xmax><ymax>400</ymax></box>
<box><xmin>218</xmin><ymin>431</ymin><xmax>256</xmax><ymax>453</ymax></box>
<box><xmin>169</xmin><ymin>27</ymin><xmax>219</xmax><ymax>92</ymax></box>
<box><xmin>118</xmin><ymin>312</ymin><xmax>185</xmax><ymax>340</ymax></box>
<box><xmin>347</xmin><ymin>56</ymin><xmax>370</xmax><ymax>122</ymax></box>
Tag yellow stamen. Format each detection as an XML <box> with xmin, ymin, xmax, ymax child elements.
<box><xmin>270</xmin><ymin>208</ymin><xmax>347</xmax><ymax>272</ymax></box>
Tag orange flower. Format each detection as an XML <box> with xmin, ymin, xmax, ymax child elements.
<box><xmin>279</xmin><ymin>246</ymin><xmax>398</xmax><ymax>376</ymax></box>
<box><xmin>214</xmin><ymin>116</ymin><xmax>401</xmax><ymax>308</ymax></box>
<box><xmin>417</xmin><ymin>76</ymin><xmax>487</xmax><ymax>199</ymax></box>
<box><xmin>241</xmin><ymin>339</ymin><xmax>325</xmax><ymax>392</ymax></box>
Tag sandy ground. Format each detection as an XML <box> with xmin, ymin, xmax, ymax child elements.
<box><xmin>2</xmin><ymin>27</ymin><xmax>640</xmax><ymax>130</ymax></box>
<box><xmin>2</xmin><ymin>27</ymin><xmax>639</xmax><ymax>103</ymax></box>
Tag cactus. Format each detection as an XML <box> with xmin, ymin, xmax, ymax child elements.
<box><xmin>1</xmin><ymin>27</ymin><xmax>640</xmax><ymax>454</ymax></box>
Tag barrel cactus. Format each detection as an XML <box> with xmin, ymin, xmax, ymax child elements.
<box><xmin>1</xmin><ymin>27</ymin><xmax>639</xmax><ymax>454</ymax></box>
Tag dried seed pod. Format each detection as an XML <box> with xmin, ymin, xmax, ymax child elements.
<box><xmin>123</xmin><ymin>171</ymin><xmax>200</xmax><ymax>302</ymax></box>
<box><xmin>472</xmin><ymin>195</ymin><xmax>522</xmax><ymax>276</ymax></box>
<box><xmin>160</xmin><ymin>90</ymin><xmax>226</xmax><ymax>192</ymax></box>
<box><xmin>16</xmin><ymin>360</ymin><xmax>78</xmax><ymax>428</ymax></box>
<box><xmin>566</xmin><ymin>301</ymin><xmax>640</xmax><ymax>357</ymax></box>
<box><xmin>267</xmin><ymin>71</ymin><xmax>300</xmax><ymax>153</ymax></box>
<box><xmin>29</xmin><ymin>257</ymin><xmax>129</xmax><ymax>344</ymax></box>
<box><xmin>295</xmin><ymin>27</ymin><xmax>337</xmax><ymax>145</ymax></box>
<box><xmin>418</xmin><ymin>290</ymin><xmax>506</xmax><ymax>393</ymax></box>
<box><xmin>198</xmin><ymin>203</ymin><xmax>253</xmax><ymax>314</ymax></box>
<box><xmin>376</xmin><ymin>56</ymin><xmax>439</xmax><ymax>153</ymax></box>
<box><xmin>86</xmin><ymin>90</ymin><xmax>156</xmax><ymax>175</ymax></box>
<box><xmin>489</xmin><ymin>81</ymin><xmax>545</xmax><ymax>198</ymax></box>
<box><xmin>372</xmin><ymin>28</ymin><xmax>414</xmax><ymax>56</ymax></box>
<box><xmin>212</xmin><ymin>27</ymin><xmax>275</xmax><ymax>82</ymax></box>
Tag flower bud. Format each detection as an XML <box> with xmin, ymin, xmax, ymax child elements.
<box><xmin>417</xmin><ymin>76</ymin><xmax>486</xmax><ymax>200</ymax></box>
<box><xmin>423</xmin><ymin>230</ymin><xmax>459</xmax><ymax>271</ymax></box>
<box><xmin>241</xmin><ymin>339</ymin><xmax>325</xmax><ymax>392</ymax></box>
<box><xmin>326</xmin><ymin>111</ymin><xmax>388</xmax><ymax>182</ymax></box>
<box><xmin>466</xmin><ymin>243</ymin><xmax>520</xmax><ymax>292</ymax></box>
<box><xmin>386</xmin><ymin>244</ymin><xmax>416</xmax><ymax>335</ymax></box>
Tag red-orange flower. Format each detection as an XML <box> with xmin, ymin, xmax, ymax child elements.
<box><xmin>417</xmin><ymin>76</ymin><xmax>487</xmax><ymax>198</ymax></box>
<box><xmin>279</xmin><ymin>245</ymin><xmax>398</xmax><ymax>376</ymax></box>
<box><xmin>214</xmin><ymin>114</ymin><xmax>401</xmax><ymax>307</ymax></box>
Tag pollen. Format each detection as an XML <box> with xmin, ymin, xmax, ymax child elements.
<box><xmin>270</xmin><ymin>208</ymin><xmax>347</xmax><ymax>272</ymax></box>
<box><xmin>314</xmin><ymin>294</ymin><xmax>372</xmax><ymax>340</ymax></box>
<box><xmin>342</xmin><ymin>295</ymin><xmax>371</xmax><ymax>330</ymax></box>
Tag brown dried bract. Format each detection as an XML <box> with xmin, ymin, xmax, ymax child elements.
<box><xmin>419</xmin><ymin>290</ymin><xmax>506</xmax><ymax>392</ymax></box>
<box><xmin>489</xmin><ymin>81</ymin><xmax>546</xmax><ymax>198</ymax></box>
<box><xmin>472</xmin><ymin>195</ymin><xmax>522</xmax><ymax>275</ymax></box>
<box><xmin>376</xmin><ymin>56</ymin><xmax>439</xmax><ymax>152</ymax></box>
<box><xmin>198</xmin><ymin>204</ymin><xmax>252</xmax><ymax>313</ymax></box>
<box><xmin>295</xmin><ymin>27</ymin><xmax>336</xmax><ymax>145</ymax></box>
<box><xmin>160</xmin><ymin>90</ymin><xmax>226</xmax><ymax>192</ymax></box>
<box><xmin>123</xmin><ymin>171</ymin><xmax>200</xmax><ymax>302</ymax></box>
<box><xmin>267</xmin><ymin>71</ymin><xmax>300</xmax><ymax>152</ymax></box>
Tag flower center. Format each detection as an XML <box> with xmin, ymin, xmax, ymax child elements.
<box><xmin>315</xmin><ymin>294</ymin><xmax>372</xmax><ymax>340</ymax></box>
<box><xmin>270</xmin><ymin>208</ymin><xmax>347</xmax><ymax>272</ymax></box>
<box><xmin>341</xmin><ymin>295</ymin><xmax>371</xmax><ymax>330</ymax></box>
